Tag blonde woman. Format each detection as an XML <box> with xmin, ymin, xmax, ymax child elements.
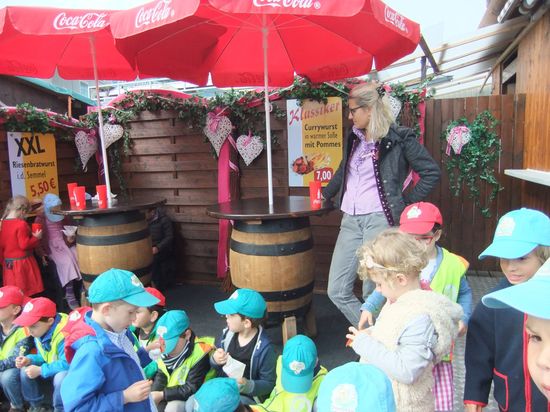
<box><xmin>322</xmin><ymin>82</ymin><xmax>440</xmax><ymax>326</ymax></box>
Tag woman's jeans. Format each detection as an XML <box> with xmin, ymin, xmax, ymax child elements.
<box><xmin>327</xmin><ymin>212</ymin><xmax>389</xmax><ymax>326</ymax></box>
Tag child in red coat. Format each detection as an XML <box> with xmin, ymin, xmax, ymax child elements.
<box><xmin>0</xmin><ymin>196</ymin><xmax>44</xmax><ymax>296</ymax></box>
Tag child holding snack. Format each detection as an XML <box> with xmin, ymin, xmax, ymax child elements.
<box><xmin>210</xmin><ymin>289</ymin><xmax>276</xmax><ymax>405</ymax></box>
<box><xmin>347</xmin><ymin>229</ymin><xmax>462</xmax><ymax>411</ymax></box>
<box><xmin>464</xmin><ymin>208</ymin><xmax>550</xmax><ymax>411</ymax></box>
<box><xmin>0</xmin><ymin>195</ymin><xmax>44</xmax><ymax>297</ymax></box>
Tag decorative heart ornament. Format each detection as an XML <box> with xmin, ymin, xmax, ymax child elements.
<box><xmin>102</xmin><ymin>123</ymin><xmax>124</xmax><ymax>149</ymax></box>
<box><xmin>446</xmin><ymin>125</ymin><xmax>472</xmax><ymax>155</ymax></box>
<box><xmin>389</xmin><ymin>95</ymin><xmax>402</xmax><ymax>120</ymax></box>
<box><xmin>75</xmin><ymin>130</ymin><xmax>98</xmax><ymax>170</ymax></box>
<box><xmin>203</xmin><ymin>112</ymin><xmax>232</xmax><ymax>156</ymax></box>
<box><xmin>236</xmin><ymin>133</ymin><xmax>263</xmax><ymax>166</ymax></box>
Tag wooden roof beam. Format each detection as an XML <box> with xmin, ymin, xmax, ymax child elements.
<box><xmin>419</xmin><ymin>35</ymin><xmax>440</xmax><ymax>75</ymax></box>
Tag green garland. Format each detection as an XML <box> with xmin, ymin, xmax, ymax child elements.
<box><xmin>442</xmin><ymin>110</ymin><xmax>502</xmax><ymax>217</ymax></box>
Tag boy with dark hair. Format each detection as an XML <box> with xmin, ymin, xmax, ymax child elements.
<box><xmin>14</xmin><ymin>297</ymin><xmax>69</xmax><ymax>412</ymax></box>
<box><xmin>150</xmin><ymin>310</ymin><xmax>213</xmax><ymax>412</ymax></box>
<box><xmin>210</xmin><ymin>289</ymin><xmax>276</xmax><ymax>405</ymax></box>
<box><xmin>60</xmin><ymin>268</ymin><xmax>160</xmax><ymax>411</ymax></box>
<box><xmin>0</xmin><ymin>286</ymin><xmax>32</xmax><ymax>412</ymax></box>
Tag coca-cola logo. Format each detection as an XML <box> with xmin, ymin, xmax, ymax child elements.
<box><xmin>252</xmin><ymin>0</ymin><xmax>321</xmax><ymax>10</ymax></box>
<box><xmin>384</xmin><ymin>6</ymin><xmax>408</xmax><ymax>33</ymax></box>
<box><xmin>135</xmin><ymin>0</ymin><xmax>175</xmax><ymax>29</ymax></box>
<box><xmin>53</xmin><ymin>12</ymin><xmax>107</xmax><ymax>30</ymax></box>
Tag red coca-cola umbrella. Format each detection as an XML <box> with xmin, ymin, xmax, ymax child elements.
<box><xmin>112</xmin><ymin>0</ymin><xmax>421</xmax><ymax>204</ymax></box>
<box><xmin>0</xmin><ymin>6</ymin><xmax>141</xmax><ymax>200</ymax></box>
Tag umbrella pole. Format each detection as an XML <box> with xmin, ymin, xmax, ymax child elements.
<box><xmin>89</xmin><ymin>36</ymin><xmax>113</xmax><ymax>205</ymax></box>
<box><xmin>262</xmin><ymin>16</ymin><xmax>274</xmax><ymax>208</ymax></box>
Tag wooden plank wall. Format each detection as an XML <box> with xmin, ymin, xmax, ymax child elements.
<box><xmin>516</xmin><ymin>12</ymin><xmax>550</xmax><ymax>211</ymax></box>
<box><xmin>121</xmin><ymin>94</ymin><xmax>524</xmax><ymax>287</ymax></box>
<box><xmin>0</xmin><ymin>130</ymin><xmax>99</xmax><ymax>211</ymax></box>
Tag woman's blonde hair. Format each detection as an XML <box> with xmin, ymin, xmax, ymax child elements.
<box><xmin>357</xmin><ymin>228</ymin><xmax>428</xmax><ymax>285</ymax></box>
<box><xmin>349</xmin><ymin>82</ymin><xmax>394</xmax><ymax>141</ymax></box>
<box><xmin>1</xmin><ymin>195</ymin><xmax>30</xmax><ymax>220</ymax></box>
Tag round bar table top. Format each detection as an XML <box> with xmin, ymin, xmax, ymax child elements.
<box><xmin>206</xmin><ymin>196</ymin><xmax>334</xmax><ymax>220</ymax></box>
<box><xmin>52</xmin><ymin>197</ymin><xmax>166</xmax><ymax>216</ymax></box>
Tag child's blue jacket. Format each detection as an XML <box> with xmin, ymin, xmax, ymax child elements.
<box><xmin>60</xmin><ymin>312</ymin><xmax>154</xmax><ymax>412</ymax></box>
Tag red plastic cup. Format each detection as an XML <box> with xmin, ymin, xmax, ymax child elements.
<box><xmin>96</xmin><ymin>185</ymin><xmax>107</xmax><ymax>209</ymax></box>
<box><xmin>31</xmin><ymin>223</ymin><xmax>42</xmax><ymax>234</ymax></box>
<box><xmin>67</xmin><ymin>182</ymin><xmax>77</xmax><ymax>206</ymax></box>
<box><xmin>309</xmin><ymin>180</ymin><xmax>322</xmax><ymax>210</ymax></box>
<box><xmin>74</xmin><ymin>186</ymin><xmax>86</xmax><ymax>211</ymax></box>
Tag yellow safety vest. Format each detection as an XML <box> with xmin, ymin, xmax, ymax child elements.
<box><xmin>429</xmin><ymin>248</ymin><xmax>468</xmax><ymax>302</ymax></box>
<box><xmin>0</xmin><ymin>327</ymin><xmax>28</xmax><ymax>360</ymax></box>
<box><xmin>157</xmin><ymin>337</ymin><xmax>214</xmax><ymax>387</ymax></box>
<box><xmin>35</xmin><ymin>313</ymin><xmax>68</xmax><ymax>363</ymax></box>
<box><xmin>252</xmin><ymin>357</ymin><xmax>327</xmax><ymax>412</ymax></box>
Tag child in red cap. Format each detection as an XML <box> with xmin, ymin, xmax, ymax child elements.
<box><xmin>130</xmin><ymin>287</ymin><xmax>166</xmax><ymax>378</ymax></box>
<box><xmin>0</xmin><ymin>286</ymin><xmax>33</xmax><ymax>412</ymax></box>
<box><xmin>359</xmin><ymin>201</ymin><xmax>472</xmax><ymax>412</ymax></box>
<box><xmin>14</xmin><ymin>297</ymin><xmax>69</xmax><ymax>412</ymax></box>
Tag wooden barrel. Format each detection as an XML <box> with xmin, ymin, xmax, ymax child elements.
<box><xmin>229</xmin><ymin>217</ymin><xmax>315</xmax><ymax>323</ymax></box>
<box><xmin>76</xmin><ymin>210</ymin><xmax>153</xmax><ymax>288</ymax></box>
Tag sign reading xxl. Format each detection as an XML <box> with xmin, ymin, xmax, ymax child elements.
<box><xmin>7</xmin><ymin>132</ymin><xmax>59</xmax><ymax>199</ymax></box>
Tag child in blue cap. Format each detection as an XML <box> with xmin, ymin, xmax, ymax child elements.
<box><xmin>251</xmin><ymin>334</ymin><xmax>327</xmax><ymax>412</ymax></box>
<box><xmin>464</xmin><ymin>208</ymin><xmax>550</xmax><ymax>411</ymax></box>
<box><xmin>192</xmin><ymin>378</ymin><xmax>252</xmax><ymax>412</ymax></box>
<box><xmin>149</xmin><ymin>310</ymin><xmax>214</xmax><ymax>411</ymax></box>
<box><xmin>317</xmin><ymin>362</ymin><xmax>396</xmax><ymax>412</ymax></box>
<box><xmin>482</xmin><ymin>258</ymin><xmax>550</xmax><ymax>402</ymax></box>
<box><xmin>59</xmin><ymin>268</ymin><xmax>160</xmax><ymax>412</ymax></box>
<box><xmin>210</xmin><ymin>288</ymin><xmax>276</xmax><ymax>405</ymax></box>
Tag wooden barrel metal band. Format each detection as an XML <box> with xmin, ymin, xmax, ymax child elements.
<box><xmin>80</xmin><ymin>264</ymin><xmax>153</xmax><ymax>284</ymax></box>
<box><xmin>77</xmin><ymin>228</ymin><xmax>150</xmax><ymax>246</ymax></box>
<box><xmin>230</xmin><ymin>237</ymin><xmax>313</xmax><ymax>256</ymax></box>
<box><xmin>234</xmin><ymin>217</ymin><xmax>309</xmax><ymax>233</ymax></box>
<box><xmin>266</xmin><ymin>302</ymin><xmax>312</xmax><ymax>324</ymax></box>
<box><xmin>260</xmin><ymin>281</ymin><xmax>315</xmax><ymax>302</ymax></box>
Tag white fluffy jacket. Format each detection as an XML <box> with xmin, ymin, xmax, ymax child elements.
<box><xmin>368</xmin><ymin>289</ymin><xmax>463</xmax><ymax>412</ymax></box>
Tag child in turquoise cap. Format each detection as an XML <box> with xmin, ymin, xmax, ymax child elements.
<box><xmin>210</xmin><ymin>288</ymin><xmax>276</xmax><ymax>405</ymax></box>
<box><xmin>252</xmin><ymin>334</ymin><xmax>327</xmax><ymax>412</ymax></box>
<box><xmin>464</xmin><ymin>208</ymin><xmax>550</xmax><ymax>411</ymax></box>
<box><xmin>192</xmin><ymin>378</ymin><xmax>252</xmax><ymax>412</ymax></box>
<box><xmin>317</xmin><ymin>362</ymin><xmax>396</xmax><ymax>412</ymax></box>
<box><xmin>60</xmin><ymin>268</ymin><xmax>160</xmax><ymax>412</ymax></box>
<box><xmin>149</xmin><ymin>310</ymin><xmax>214</xmax><ymax>411</ymax></box>
<box><xmin>482</xmin><ymin>258</ymin><xmax>550</xmax><ymax>401</ymax></box>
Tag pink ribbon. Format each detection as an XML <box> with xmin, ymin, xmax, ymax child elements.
<box><xmin>445</xmin><ymin>125</ymin><xmax>469</xmax><ymax>156</ymax></box>
<box><xmin>403</xmin><ymin>90</ymin><xmax>426</xmax><ymax>190</ymax></box>
<box><xmin>207</xmin><ymin>112</ymin><xmax>222</xmax><ymax>133</ymax></box>
<box><xmin>217</xmin><ymin>134</ymin><xmax>239</xmax><ymax>279</ymax></box>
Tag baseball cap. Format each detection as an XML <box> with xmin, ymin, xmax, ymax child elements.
<box><xmin>14</xmin><ymin>297</ymin><xmax>57</xmax><ymax>327</ymax></box>
<box><xmin>145</xmin><ymin>287</ymin><xmax>166</xmax><ymax>307</ymax></box>
<box><xmin>317</xmin><ymin>362</ymin><xmax>396</xmax><ymax>412</ymax></box>
<box><xmin>281</xmin><ymin>335</ymin><xmax>317</xmax><ymax>393</ymax></box>
<box><xmin>479</xmin><ymin>208</ymin><xmax>550</xmax><ymax>259</ymax></box>
<box><xmin>482</xmin><ymin>258</ymin><xmax>550</xmax><ymax>319</ymax></box>
<box><xmin>43</xmin><ymin>193</ymin><xmax>63</xmax><ymax>223</ymax></box>
<box><xmin>0</xmin><ymin>286</ymin><xmax>27</xmax><ymax>308</ymax></box>
<box><xmin>399</xmin><ymin>202</ymin><xmax>443</xmax><ymax>235</ymax></box>
<box><xmin>155</xmin><ymin>310</ymin><xmax>190</xmax><ymax>355</ymax></box>
<box><xmin>193</xmin><ymin>378</ymin><xmax>240</xmax><ymax>412</ymax></box>
<box><xmin>88</xmin><ymin>268</ymin><xmax>160</xmax><ymax>307</ymax></box>
<box><xmin>214</xmin><ymin>288</ymin><xmax>266</xmax><ymax>319</ymax></box>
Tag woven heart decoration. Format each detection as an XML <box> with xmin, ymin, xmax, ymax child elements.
<box><xmin>389</xmin><ymin>96</ymin><xmax>402</xmax><ymax>120</ymax></box>
<box><xmin>203</xmin><ymin>112</ymin><xmax>232</xmax><ymax>156</ymax></box>
<box><xmin>446</xmin><ymin>125</ymin><xmax>472</xmax><ymax>155</ymax></box>
<box><xmin>103</xmin><ymin>124</ymin><xmax>124</xmax><ymax>149</ymax></box>
<box><xmin>236</xmin><ymin>133</ymin><xmax>263</xmax><ymax>166</ymax></box>
<box><xmin>75</xmin><ymin>130</ymin><xmax>98</xmax><ymax>170</ymax></box>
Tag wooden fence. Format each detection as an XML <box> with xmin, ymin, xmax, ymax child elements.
<box><xmin>119</xmin><ymin>94</ymin><xmax>525</xmax><ymax>288</ymax></box>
